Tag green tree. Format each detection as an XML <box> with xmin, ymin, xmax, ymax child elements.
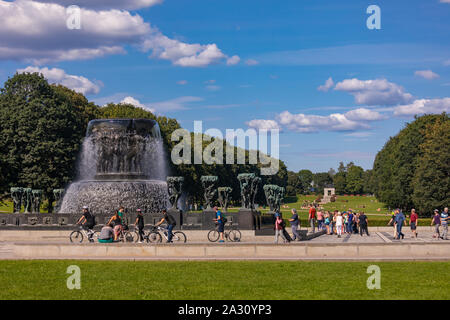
<box><xmin>333</xmin><ymin>172</ymin><xmax>347</xmax><ymax>195</ymax></box>
<box><xmin>0</xmin><ymin>73</ymin><xmax>97</xmax><ymax>211</ymax></box>
<box><xmin>412</xmin><ymin>117</ymin><xmax>450</xmax><ymax>215</ymax></box>
<box><xmin>298</xmin><ymin>169</ymin><xmax>313</xmax><ymax>194</ymax></box>
<box><xmin>346</xmin><ymin>165</ymin><xmax>364</xmax><ymax>194</ymax></box>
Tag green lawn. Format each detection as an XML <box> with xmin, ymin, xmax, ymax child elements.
<box><xmin>0</xmin><ymin>260</ymin><xmax>448</xmax><ymax>300</ymax></box>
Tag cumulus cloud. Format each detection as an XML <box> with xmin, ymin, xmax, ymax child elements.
<box><xmin>17</xmin><ymin>66</ymin><xmax>101</xmax><ymax>95</ymax></box>
<box><xmin>317</xmin><ymin>77</ymin><xmax>334</xmax><ymax>92</ymax></box>
<box><xmin>0</xmin><ymin>1</ymin><xmax>238</xmax><ymax>67</ymax></box>
<box><xmin>141</xmin><ymin>31</ymin><xmax>237</xmax><ymax>67</ymax></box>
<box><xmin>334</xmin><ymin>78</ymin><xmax>413</xmax><ymax>106</ymax></box>
<box><xmin>34</xmin><ymin>0</ymin><xmax>163</xmax><ymax>10</ymax></box>
<box><xmin>246</xmin><ymin>119</ymin><xmax>280</xmax><ymax>131</ymax></box>
<box><xmin>226</xmin><ymin>55</ymin><xmax>241</xmax><ymax>65</ymax></box>
<box><xmin>393</xmin><ymin>98</ymin><xmax>450</xmax><ymax>116</ymax></box>
<box><xmin>120</xmin><ymin>96</ymin><xmax>153</xmax><ymax>111</ymax></box>
<box><xmin>414</xmin><ymin>70</ymin><xmax>440</xmax><ymax>80</ymax></box>
<box><xmin>247</xmin><ymin>108</ymin><xmax>385</xmax><ymax>133</ymax></box>
<box><xmin>440</xmin><ymin>0</ymin><xmax>450</xmax><ymax>3</ymax></box>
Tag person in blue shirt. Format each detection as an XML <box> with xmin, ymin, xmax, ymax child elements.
<box><xmin>395</xmin><ymin>209</ymin><xmax>407</xmax><ymax>240</ymax></box>
<box><xmin>213</xmin><ymin>206</ymin><xmax>225</xmax><ymax>243</ymax></box>
<box><xmin>440</xmin><ymin>207</ymin><xmax>449</xmax><ymax>240</ymax></box>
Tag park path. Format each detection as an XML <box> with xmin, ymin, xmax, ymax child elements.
<box><xmin>0</xmin><ymin>242</ymin><xmax>14</xmax><ymax>259</ymax></box>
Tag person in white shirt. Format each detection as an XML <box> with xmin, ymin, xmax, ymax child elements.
<box><xmin>335</xmin><ymin>212</ymin><xmax>344</xmax><ymax>238</ymax></box>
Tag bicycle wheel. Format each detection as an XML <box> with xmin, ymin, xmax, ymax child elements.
<box><xmin>228</xmin><ymin>229</ymin><xmax>241</xmax><ymax>242</ymax></box>
<box><xmin>172</xmin><ymin>231</ymin><xmax>187</xmax><ymax>243</ymax></box>
<box><xmin>147</xmin><ymin>231</ymin><xmax>162</xmax><ymax>243</ymax></box>
<box><xmin>133</xmin><ymin>230</ymin><xmax>141</xmax><ymax>243</ymax></box>
<box><xmin>207</xmin><ymin>229</ymin><xmax>219</xmax><ymax>242</ymax></box>
<box><xmin>123</xmin><ymin>231</ymin><xmax>135</xmax><ymax>243</ymax></box>
<box><xmin>69</xmin><ymin>231</ymin><xmax>83</xmax><ymax>243</ymax></box>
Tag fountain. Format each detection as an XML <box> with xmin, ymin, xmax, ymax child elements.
<box><xmin>59</xmin><ymin>119</ymin><xmax>169</xmax><ymax>215</ymax></box>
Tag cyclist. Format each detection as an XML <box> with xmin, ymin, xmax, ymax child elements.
<box><xmin>155</xmin><ymin>209</ymin><xmax>176</xmax><ymax>243</ymax></box>
<box><xmin>213</xmin><ymin>206</ymin><xmax>225</xmax><ymax>243</ymax></box>
<box><xmin>76</xmin><ymin>206</ymin><xmax>95</xmax><ymax>242</ymax></box>
<box><xmin>134</xmin><ymin>208</ymin><xmax>145</xmax><ymax>243</ymax></box>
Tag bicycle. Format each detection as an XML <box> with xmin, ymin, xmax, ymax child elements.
<box><xmin>208</xmin><ymin>223</ymin><xmax>241</xmax><ymax>242</ymax></box>
<box><xmin>69</xmin><ymin>225</ymin><xmax>99</xmax><ymax>243</ymax></box>
<box><xmin>115</xmin><ymin>225</ymin><xmax>135</xmax><ymax>243</ymax></box>
<box><xmin>146</xmin><ymin>225</ymin><xmax>187</xmax><ymax>243</ymax></box>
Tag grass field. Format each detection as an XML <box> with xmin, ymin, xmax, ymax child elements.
<box><xmin>1</xmin><ymin>260</ymin><xmax>448</xmax><ymax>300</ymax></box>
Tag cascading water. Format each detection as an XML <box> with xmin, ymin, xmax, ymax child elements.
<box><xmin>59</xmin><ymin>119</ymin><xmax>169</xmax><ymax>214</ymax></box>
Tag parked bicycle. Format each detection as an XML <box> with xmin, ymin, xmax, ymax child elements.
<box><xmin>208</xmin><ymin>223</ymin><xmax>241</xmax><ymax>242</ymax></box>
<box><xmin>69</xmin><ymin>226</ymin><xmax>98</xmax><ymax>243</ymax></box>
<box><xmin>144</xmin><ymin>225</ymin><xmax>187</xmax><ymax>243</ymax></box>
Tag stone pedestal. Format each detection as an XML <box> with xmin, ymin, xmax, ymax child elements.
<box><xmin>254</xmin><ymin>211</ymin><xmax>276</xmax><ymax>235</ymax></box>
<box><xmin>237</xmin><ymin>208</ymin><xmax>258</xmax><ymax>230</ymax></box>
<box><xmin>201</xmin><ymin>210</ymin><xmax>216</xmax><ymax>230</ymax></box>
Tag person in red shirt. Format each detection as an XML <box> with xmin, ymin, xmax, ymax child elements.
<box><xmin>409</xmin><ymin>208</ymin><xmax>419</xmax><ymax>238</ymax></box>
<box><xmin>308</xmin><ymin>205</ymin><xmax>317</xmax><ymax>233</ymax></box>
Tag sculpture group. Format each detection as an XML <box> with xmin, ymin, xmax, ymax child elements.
<box><xmin>10</xmin><ymin>187</ymin><xmax>46</xmax><ymax>213</ymax></box>
<box><xmin>92</xmin><ymin>129</ymin><xmax>147</xmax><ymax>174</ymax></box>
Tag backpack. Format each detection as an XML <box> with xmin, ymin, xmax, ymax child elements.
<box><xmin>221</xmin><ymin>213</ymin><xmax>228</xmax><ymax>224</ymax></box>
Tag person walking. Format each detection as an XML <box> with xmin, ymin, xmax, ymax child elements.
<box><xmin>289</xmin><ymin>208</ymin><xmax>301</xmax><ymax>241</ymax></box>
<box><xmin>317</xmin><ymin>210</ymin><xmax>324</xmax><ymax>230</ymax></box>
<box><xmin>274</xmin><ymin>212</ymin><xmax>286</xmax><ymax>243</ymax></box>
<box><xmin>358</xmin><ymin>211</ymin><xmax>369</xmax><ymax>236</ymax></box>
<box><xmin>395</xmin><ymin>209</ymin><xmax>407</xmax><ymax>240</ymax></box>
<box><xmin>431</xmin><ymin>209</ymin><xmax>441</xmax><ymax>239</ymax></box>
<box><xmin>409</xmin><ymin>209</ymin><xmax>419</xmax><ymax>238</ymax></box>
<box><xmin>335</xmin><ymin>212</ymin><xmax>343</xmax><ymax>238</ymax></box>
<box><xmin>388</xmin><ymin>210</ymin><xmax>398</xmax><ymax>239</ymax></box>
<box><xmin>134</xmin><ymin>209</ymin><xmax>145</xmax><ymax>243</ymax></box>
<box><xmin>308</xmin><ymin>205</ymin><xmax>317</xmax><ymax>233</ymax></box>
<box><xmin>440</xmin><ymin>207</ymin><xmax>449</xmax><ymax>240</ymax></box>
<box><xmin>347</xmin><ymin>210</ymin><xmax>354</xmax><ymax>234</ymax></box>
<box><xmin>324</xmin><ymin>211</ymin><xmax>331</xmax><ymax>235</ymax></box>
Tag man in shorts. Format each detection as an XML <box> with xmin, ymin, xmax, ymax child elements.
<box><xmin>440</xmin><ymin>207</ymin><xmax>449</xmax><ymax>240</ymax></box>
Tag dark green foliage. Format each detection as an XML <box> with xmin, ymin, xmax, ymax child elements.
<box><xmin>372</xmin><ymin>113</ymin><xmax>449</xmax><ymax>215</ymax></box>
<box><xmin>0</xmin><ymin>73</ymin><xmax>97</xmax><ymax>211</ymax></box>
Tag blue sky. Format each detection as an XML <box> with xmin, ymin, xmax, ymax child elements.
<box><xmin>0</xmin><ymin>0</ymin><xmax>449</xmax><ymax>173</ymax></box>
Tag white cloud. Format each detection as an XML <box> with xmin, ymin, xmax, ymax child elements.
<box><xmin>34</xmin><ymin>0</ymin><xmax>163</xmax><ymax>10</ymax></box>
<box><xmin>17</xmin><ymin>66</ymin><xmax>101</xmax><ymax>95</ymax></box>
<box><xmin>0</xmin><ymin>1</ymin><xmax>238</xmax><ymax>67</ymax></box>
<box><xmin>440</xmin><ymin>0</ymin><xmax>450</xmax><ymax>3</ymax></box>
<box><xmin>226</xmin><ymin>55</ymin><xmax>240</xmax><ymax>65</ymax></box>
<box><xmin>141</xmin><ymin>31</ymin><xmax>236</xmax><ymax>67</ymax></box>
<box><xmin>120</xmin><ymin>96</ymin><xmax>155</xmax><ymax>113</ymax></box>
<box><xmin>393</xmin><ymin>98</ymin><xmax>450</xmax><ymax>117</ymax></box>
<box><xmin>0</xmin><ymin>0</ymin><xmax>148</xmax><ymax>63</ymax></box>
<box><xmin>414</xmin><ymin>70</ymin><xmax>440</xmax><ymax>80</ymax></box>
<box><xmin>317</xmin><ymin>77</ymin><xmax>334</xmax><ymax>92</ymax></box>
<box><xmin>246</xmin><ymin>119</ymin><xmax>280</xmax><ymax>131</ymax></box>
<box><xmin>334</xmin><ymin>78</ymin><xmax>413</xmax><ymax>106</ymax></box>
<box><xmin>177</xmin><ymin>80</ymin><xmax>188</xmax><ymax>85</ymax></box>
<box><xmin>247</xmin><ymin>107</ymin><xmax>385</xmax><ymax>133</ymax></box>
<box><xmin>444</xmin><ymin>59</ymin><xmax>450</xmax><ymax>66</ymax></box>
<box><xmin>245</xmin><ymin>59</ymin><xmax>259</xmax><ymax>66</ymax></box>
<box><xmin>344</xmin><ymin>108</ymin><xmax>386</xmax><ymax>121</ymax></box>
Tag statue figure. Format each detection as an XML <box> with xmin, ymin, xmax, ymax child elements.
<box><xmin>23</xmin><ymin>188</ymin><xmax>33</xmax><ymax>213</ymax></box>
<box><xmin>32</xmin><ymin>189</ymin><xmax>43</xmax><ymax>213</ymax></box>
<box><xmin>53</xmin><ymin>189</ymin><xmax>65</xmax><ymax>212</ymax></box>
<box><xmin>218</xmin><ymin>187</ymin><xmax>233</xmax><ymax>211</ymax></box>
<box><xmin>237</xmin><ymin>173</ymin><xmax>261</xmax><ymax>210</ymax></box>
<box><xmin>201</xmin><ymin>176</ymin><xmax>218</xmax><ymax>210</ymax></box>
<box><xmin>10</xmin><ymin>187</ymin><xmax>23</xmax><ymax>213</ymax></box>
<box><xmin>167</xmin><ymin>176</ymin><xmax>184</xmax><ymax>210</ymax></box>
<box><xmin>263</xmin><ymin>185</ymin><xmax>285</xmax><ymax>212</ymax></box>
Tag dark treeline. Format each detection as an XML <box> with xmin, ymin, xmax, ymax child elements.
<box><xmin>0</xmin><ymin>73</ymin><xmax>287</xmax><ymax>210</ymax></box>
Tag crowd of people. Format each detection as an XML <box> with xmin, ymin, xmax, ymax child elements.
<box><xmin>274</xmin><ymin>205</ymin><xmax>449</xmax><ymax>243</ymax></box>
